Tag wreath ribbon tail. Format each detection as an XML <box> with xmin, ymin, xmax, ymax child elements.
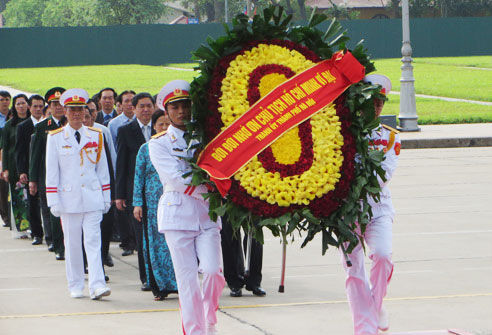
<box><xmin>211</xmin><ymin>177</ymin><xmax>232</xmax><ymax>197</ymax></box>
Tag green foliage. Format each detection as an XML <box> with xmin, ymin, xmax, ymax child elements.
<box><xmin>3</xmin><ymin>0</ymin><xmax>47</xmax><ymax>27</ymax></box>
<box><xmin>409</xmin><ymin>0</ymin><xmax>492</xmax><ymax>18</ymax></box>
<box><xmin>2</xmin><ymin>0</ymin><xmax>165</xmax><ymax>27</ymax></box>
<box><xmin>94</xmin><ymin>0</ymin><xmax>166</xmax><ymax>25</ymax></box>
<box><xmin>41</xmin><ymin>0</ymin><xmax>99</xmax><ymax>27</ymax></box>
<box><xmin>188</xmin><ymin>5</ymin><xmax>384</xmax><ymax>254</ymax></box>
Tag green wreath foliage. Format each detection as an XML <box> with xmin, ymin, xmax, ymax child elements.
<box><xmin>184</xmin><ymin>5</ymin><xmax>386</xmax><ymax>255</ymax></box>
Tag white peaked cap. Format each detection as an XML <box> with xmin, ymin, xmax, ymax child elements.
<box><xmin>60</xmin><ymin>88</ymin><xmax>89</xmax><ymax>107</ymax></box>
<box><xmin>363</xmin><ymin>74</ymin><xmax>392</xmax><ymax>95</ymax></box>
<box><xmin>157</xmin><ymin>80</ymin><xmax>191</xmax><ymax>110</ymax></box>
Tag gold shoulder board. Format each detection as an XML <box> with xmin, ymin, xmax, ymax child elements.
<box><xmin>382</xmin><ymin>124</ymin><xmax>400</xmax><ymax>134</ymax></box>
<box><xmin>48</xmin><ymin>128</ymin><xmax>64</xmax><ymax>136</ymax></box>
<box><xmin>151</xmin><ymin>130</ymin><xmax>167</xmax><ymax>139</ymax></box>
<box><xmin>88</xmin><ymin>126</ymin><xmax>102</xmax><ymax>133</ymax></box>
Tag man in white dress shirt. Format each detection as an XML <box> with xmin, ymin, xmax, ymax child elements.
<box><xmin>46</xmin><ymin>88</ymin><xmax>111</xmax><ymax>300</ymax></box>
<box><xmin>149</xmin><ymin>80</ymin><xmax>225</xmax><ymax>335</ymax></box>
<box><xmin>107</xmin><ymin>90</ymin><xmax>136</xmax><ymax>149</ymax></box>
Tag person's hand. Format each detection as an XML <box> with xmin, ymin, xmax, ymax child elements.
<box><xmin>50</xmin><ymin>205</ymin><xmax>60</xmax><ymax>217</ymax></box>
<box><xmin>19</xmin><ymin>174</ymin><xmax>28</xmax><ymax>185</ymax></box>
<box><xmin>29</xmin><ymin>182</ymin><xmax>38</xmax><ymax>196</ymax></box>
<box><xmin>115</xmin><ymin>199</ymin><xmax>126</xmax><ymax>211</ymax></box>
<box><xmin>2</xmin><ymin>170</ymin><xmax>8</xmax><ymax>182</ymax></box>
<box><xmin>104</xmin><ymin>202</ymin><xmax>111</xmax><ymax>214</ymax></box>
<box><xmin>133</xmin><ymin>206</ymin><xmax>143</xmax><ymax>222</ymax></box>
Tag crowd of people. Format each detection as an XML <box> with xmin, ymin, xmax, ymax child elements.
<box><xmin>0</xmin><ymin>82</ymin><xmax>267</xmax><ymax>333</ymax></box>
<box><xmin>0</xmin><ymin>73</ymin><xmax>399</xmax><ymax>335</ymax></box>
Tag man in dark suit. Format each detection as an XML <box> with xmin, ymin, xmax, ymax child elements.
<box><xmin>95</xmin><ymin>88</ymin><xmax>118</xmax><ymax>125</ymax></box>
<box><xmin>29</xmin><ymin>87</ymin><xmax>66</xmax><ymax>260</ymax></box>
<box><xmin>221</xmin><ymin>217</ymin><xmax>266</xmax><ymax>297</ymax></box>
<box><xmin>16</xmin><ymin>94</ymin><xmax>45</xmax><ymax>245</ymax></box>
<box><xmin>115</xmin><ymin>92</ymin><xmax>155</xmax><ymax>290</ymax></box>
<box><xmin>0</xmin><ymin>90</ymin><xmax>11</xmax><ymax>227</ymax></box>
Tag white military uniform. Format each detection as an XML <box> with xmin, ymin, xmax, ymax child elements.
<box><xmin>46</xmin><ymin>89</ymin><xmax>111</xmax><ymax>299</ymax></box>
<box><xmin>149</xmin><ymin>123</ymin><xmax>225</xmax><ymax>335</ymax></box>
<box><xmin>341</xmin><ymin>74</ymin><xmax>401</xmax><ymax>335</ymax></box>
<box><xmin>342</xmin><ymin>124</ymin><xmax>401</xmax><ymax>335</ymax></box>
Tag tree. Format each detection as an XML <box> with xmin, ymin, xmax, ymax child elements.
<box><xmin>387</xmin><ymin>0</ymin><xmax>401</xmax><ymax>18</ymax></box>
<box><xmin>409</xmin><ymin>0</ymin><xmax>492</xmax><ymax>18</ymax></box>
<box><xmin>3</xmin><ymin>0</ymin><xmax>47</xmax><ymax>27</ymax></box>
<box><xmin>41</xmin><ymin>0</ymin><xmax>99</xmax><ymax>27</ymax></box>
<box><xmin>3</xmin><ymin>0</ymin><xmax>166</xmax><ymax>27</ymax></box>
<box><xmin>0</xmin><ymin>0</ymin><xmax>11</xmax><ymax>12</ymax></box>
<box><xmin>94</xmin><ymin>0</ymin><xmax>166</xmax><ymax>25</ymax></box>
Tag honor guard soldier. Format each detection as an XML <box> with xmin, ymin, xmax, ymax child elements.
<box><xmin>29</xmin><ymin>87</ymin><xmax>66</xmax><ymax>259</ymax></box>
<box><xmin>341</xmin><ymin>74</ymin><xmax>401</xmax><ymax>335</ymax></box>
<box><xmin>45</xmin><ymin>89</ymin><xmax>112</xmax><ymax>300</ymax></box>
<box><xmin>149</xmin><ymin>80</ymin><xmax>225</xmax><ymax>335</ymax></box>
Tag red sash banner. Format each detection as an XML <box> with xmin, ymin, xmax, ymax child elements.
<box><xmin>198</xmin><ymin>50</ymin><xmax>365</xmax><ymax>196</ymax></box>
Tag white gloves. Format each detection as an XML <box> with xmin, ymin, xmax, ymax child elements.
<box><xmin>50</xmin><ymin>205</ymin><xmax>60</xmax><ymax>218</ymax></box>
<box><xmin>104</xmin><ymin>202</ymin><xmax>111</xmax><ymax>214</ymax></box>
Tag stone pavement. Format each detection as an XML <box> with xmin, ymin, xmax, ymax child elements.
<box><xmin>1</xmin><ymin>123</ymin><xmax>492</xmax><ymax>334</ymax></box>
<box><xmin>400</xmin><ymin>123</ymin><xmax>492</xmax><ymax>149</ymax></box>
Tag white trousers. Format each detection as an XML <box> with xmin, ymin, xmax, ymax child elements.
<box><xmin>60</xmin><ymin>211</ymin><xmax>106</xmax><ymax>295</ymax></box>
<box><xmin>164</xmin><ymin>227</ymin><xmax>225</xmax><ymax>335</ymax></box>
<box><xmin>340</xmin><ymin>216</ymin><xmax>393</xmax><ymax>335</ymax></box>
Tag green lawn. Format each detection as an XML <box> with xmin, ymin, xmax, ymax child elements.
<box><xmin>1</xmin><ymin>56</ymin><xmax>492</xmax><ymax>124</ymax></box>
<box><xmin>0</xmin><ymin>65</ymin><xmax>198</xmax><ymax>97</ymax></box>
<box><xmin>383</xmin><ymin>94</ymin><xmax>492</xmax><ymax>125</ymax></box>
<box><xmin>373</xmin><ymin>56</ymin><xmax>492</xmax><ymax>102</ymax></box>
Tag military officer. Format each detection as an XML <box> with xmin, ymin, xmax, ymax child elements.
<box><xmin>46</xmin><ymin>88</ymin><xmax>111</xmax><ymax>300</ymax></box>
<box><xmin>29</xmin><ymin>87</ymin><xmax>66</xmax><ymax>259</ymax></box>
<box><xmin>149</xmin><ymin>80</ymin><xmax>225</xmax><ymax>335</ymax></box>
<box><xmin>341</xmin><ymin>74</ymin><xmax>400</xmax><ymax>335</ymax></box>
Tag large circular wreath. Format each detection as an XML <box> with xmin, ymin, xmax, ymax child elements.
<box><xmin>188</xmin><ymin>6</ymin><xmax>386</xmax><ymax>254</ymax></box>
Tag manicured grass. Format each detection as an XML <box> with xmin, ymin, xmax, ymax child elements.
<box><xmin>1</xmin><ymin>56</ymin><xmax>492</xmax><ymax>124</ymax></box>
<box><xmin>164</xmin><ymin>63</ymin><xmax>199</xmax><ymax>69</ymax></box>
<box><xmin>373</xmin><ymin>56</ymin><xmax>492</xmax><ymax>102</ymax></box>
<box><xmin>414</xmin><ymin>56</ymin><xmax>492</xmax><ymax>68</ymax></box>
<box><xmin>0</xmin><ymin>65</ymin><xmax>199</xmax><ymax>97</ymax></box>
<box><xmin>383</xmin><ymin>94</ymin><xmax>492</xmax><ymax>125</ymax></box>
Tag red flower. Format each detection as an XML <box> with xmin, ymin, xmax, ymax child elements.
<box><xmin>205</xmin><ymin>40</ymin><xmax>355</xmax><ymax>218</ymax></box>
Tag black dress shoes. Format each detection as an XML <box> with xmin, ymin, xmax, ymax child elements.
<box><xmin>48</xmin><ymin>244</ymin><xmax>55</xmax><ymax>252</ymax></box>
<box><xmin>32</xmin><ymin>237</ymin><xmax>42</xmax><ymax>245</ymax></box>
<box><xmin>105</xmin><ymin>275</ymin><xmax>110</xmax><ymax>282</ymax></box>
<box><xmin>122</xmin><ymin>249</ymin><xmax>134</xmax><ymax>256</ymax></box>
<box><xmin>55</xmin><ymin>252</ymin><xmax>65</xmax><ymax>261</ymax></box>
<box><xmin>141</xmin><ymin>282</ymin><xmax>151</xmax><ymax>291</ymax></box>
<box><xmin>245</xmin><ymin>286</ymin><xmax>266</xmax><ymax>296</ymax></box>
<box><xmin>104</xmin><ymin>254</ymin><xmax>114</xmax><ymax>267</ymax></box>
<box><xmin>229</xmin><ymin>287</ymin><xmax>242</xmax><ymax>297</ymax></box>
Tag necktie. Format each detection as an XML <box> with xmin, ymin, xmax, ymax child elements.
<box><xmin>142</xmin><ymin>125</ymin><xmax>150</xmax><ymax>142</ymax></box>
<box><xmin>75</xmin><ymin>131</ymin><xmax>81</xmax><ymax>144</ymax></box>
<box><xmin>104</xmin><ymin>114</ymin><xmax>111</xmax><ymax>122</ymax></box>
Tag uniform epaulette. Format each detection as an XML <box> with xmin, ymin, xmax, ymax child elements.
<box><xmin>382</xmin><ymin>124</ymin><xmax>399</xmax><ymax>134</ymax></box>
<box><xmin>88</xmin><ymin>126</ymin><xmax>102</xmax><ymax>133</ymax></box>
<box><xmin>48</xmin><ymin>128</ymin><xmax>64</xmax><ymax>136</ymax></box>
<box><xmin>151</xmin><ymin>130</ymin><xmax>167</xmax><ymax>139</ymax></box>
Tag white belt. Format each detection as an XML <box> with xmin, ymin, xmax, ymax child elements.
<box><xmin>164</xmin><ymin>183</ymin><xmax>197</xmax><ymax>197</ymax></box>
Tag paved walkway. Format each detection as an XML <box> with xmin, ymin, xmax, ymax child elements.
<box><xmin>1</xmin><ymin>145</ymin><xmax>492</xmax><ymax>335</ymax></box>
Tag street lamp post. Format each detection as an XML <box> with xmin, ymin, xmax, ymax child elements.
<box><xmin>225</xmin><ymin>0</ymin><xmax>228</xmax><ymax>23</ymax></box>
<box><xmin>399</xmin><ymin>0</ymin><xmax>420</xmax><ymax>131</ymax></box>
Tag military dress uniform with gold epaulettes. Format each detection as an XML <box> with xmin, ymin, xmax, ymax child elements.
<box><xmin>45</xmin><ymin>125</ymin><xmax>111</xmax><ymax>296</ymax></box>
